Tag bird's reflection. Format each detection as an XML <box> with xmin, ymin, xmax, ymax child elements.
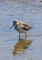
<box><xmin>13</xmin><ymin>39</ymin><xmax>33</xmax><ymax>55</ymax></box>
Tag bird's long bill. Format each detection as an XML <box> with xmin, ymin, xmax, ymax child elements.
<box><xmin>9</xmin><ymin>24</ymin><xmax>14</xmax><ymax>30</ymax></box>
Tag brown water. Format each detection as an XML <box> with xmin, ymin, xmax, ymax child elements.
<box><xmin>0</xmin><ymin>0</ymin><xmax>42</xmax><ymax>60</ymax></box>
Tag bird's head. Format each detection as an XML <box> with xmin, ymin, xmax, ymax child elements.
<box><xmin>13</xmin><ymin>20</ymin><xmax>18</xmax><ymax>25</ymax></box>
<box><xmin>9</xmin><ymin>20</ymin><xmax>18</xmax><ymax>30</ymax></box>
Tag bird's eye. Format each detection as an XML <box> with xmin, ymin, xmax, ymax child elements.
<box><xmin>13</xmin><ymin>21</ymin><xmax>17</xmax><ymax>25</ymax></box>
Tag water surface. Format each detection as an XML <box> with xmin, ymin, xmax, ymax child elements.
<box><xmin>0</xmin><ymin>0</ymin><xmax>42</xmax><ymax>60</ymax></box>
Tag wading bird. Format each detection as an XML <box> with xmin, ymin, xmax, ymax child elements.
<box><xmin>9</xmin><ymin>20</ymin><xmax>33</xmax><ymax>40</ymax></box>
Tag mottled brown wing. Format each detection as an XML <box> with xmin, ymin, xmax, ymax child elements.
<box><xmin>22</xmin><ymin>24</ymin><xmax>29</xmax><ymax>28</ymax></box>
<box><xmin>22</xmin><ymin>24</ymin><xmax>33</xmax><ymax>31</ymax></box>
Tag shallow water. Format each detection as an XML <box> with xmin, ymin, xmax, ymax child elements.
<box><xmin>0</xmin><ymin>0</ymin><xmax>42</xmax><ymax>60</ymax></box>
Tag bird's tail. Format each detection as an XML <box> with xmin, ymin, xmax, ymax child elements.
<box><xmin>29</xmin><ymin>26</ymin><xmax>34</xmax><ymax>29</ymax></box>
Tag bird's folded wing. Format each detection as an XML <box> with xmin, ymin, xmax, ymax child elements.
<box><xmin>21</xmin><ymin>24</ymin><xmax>30</xmax><ymax>31</ymax></box>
